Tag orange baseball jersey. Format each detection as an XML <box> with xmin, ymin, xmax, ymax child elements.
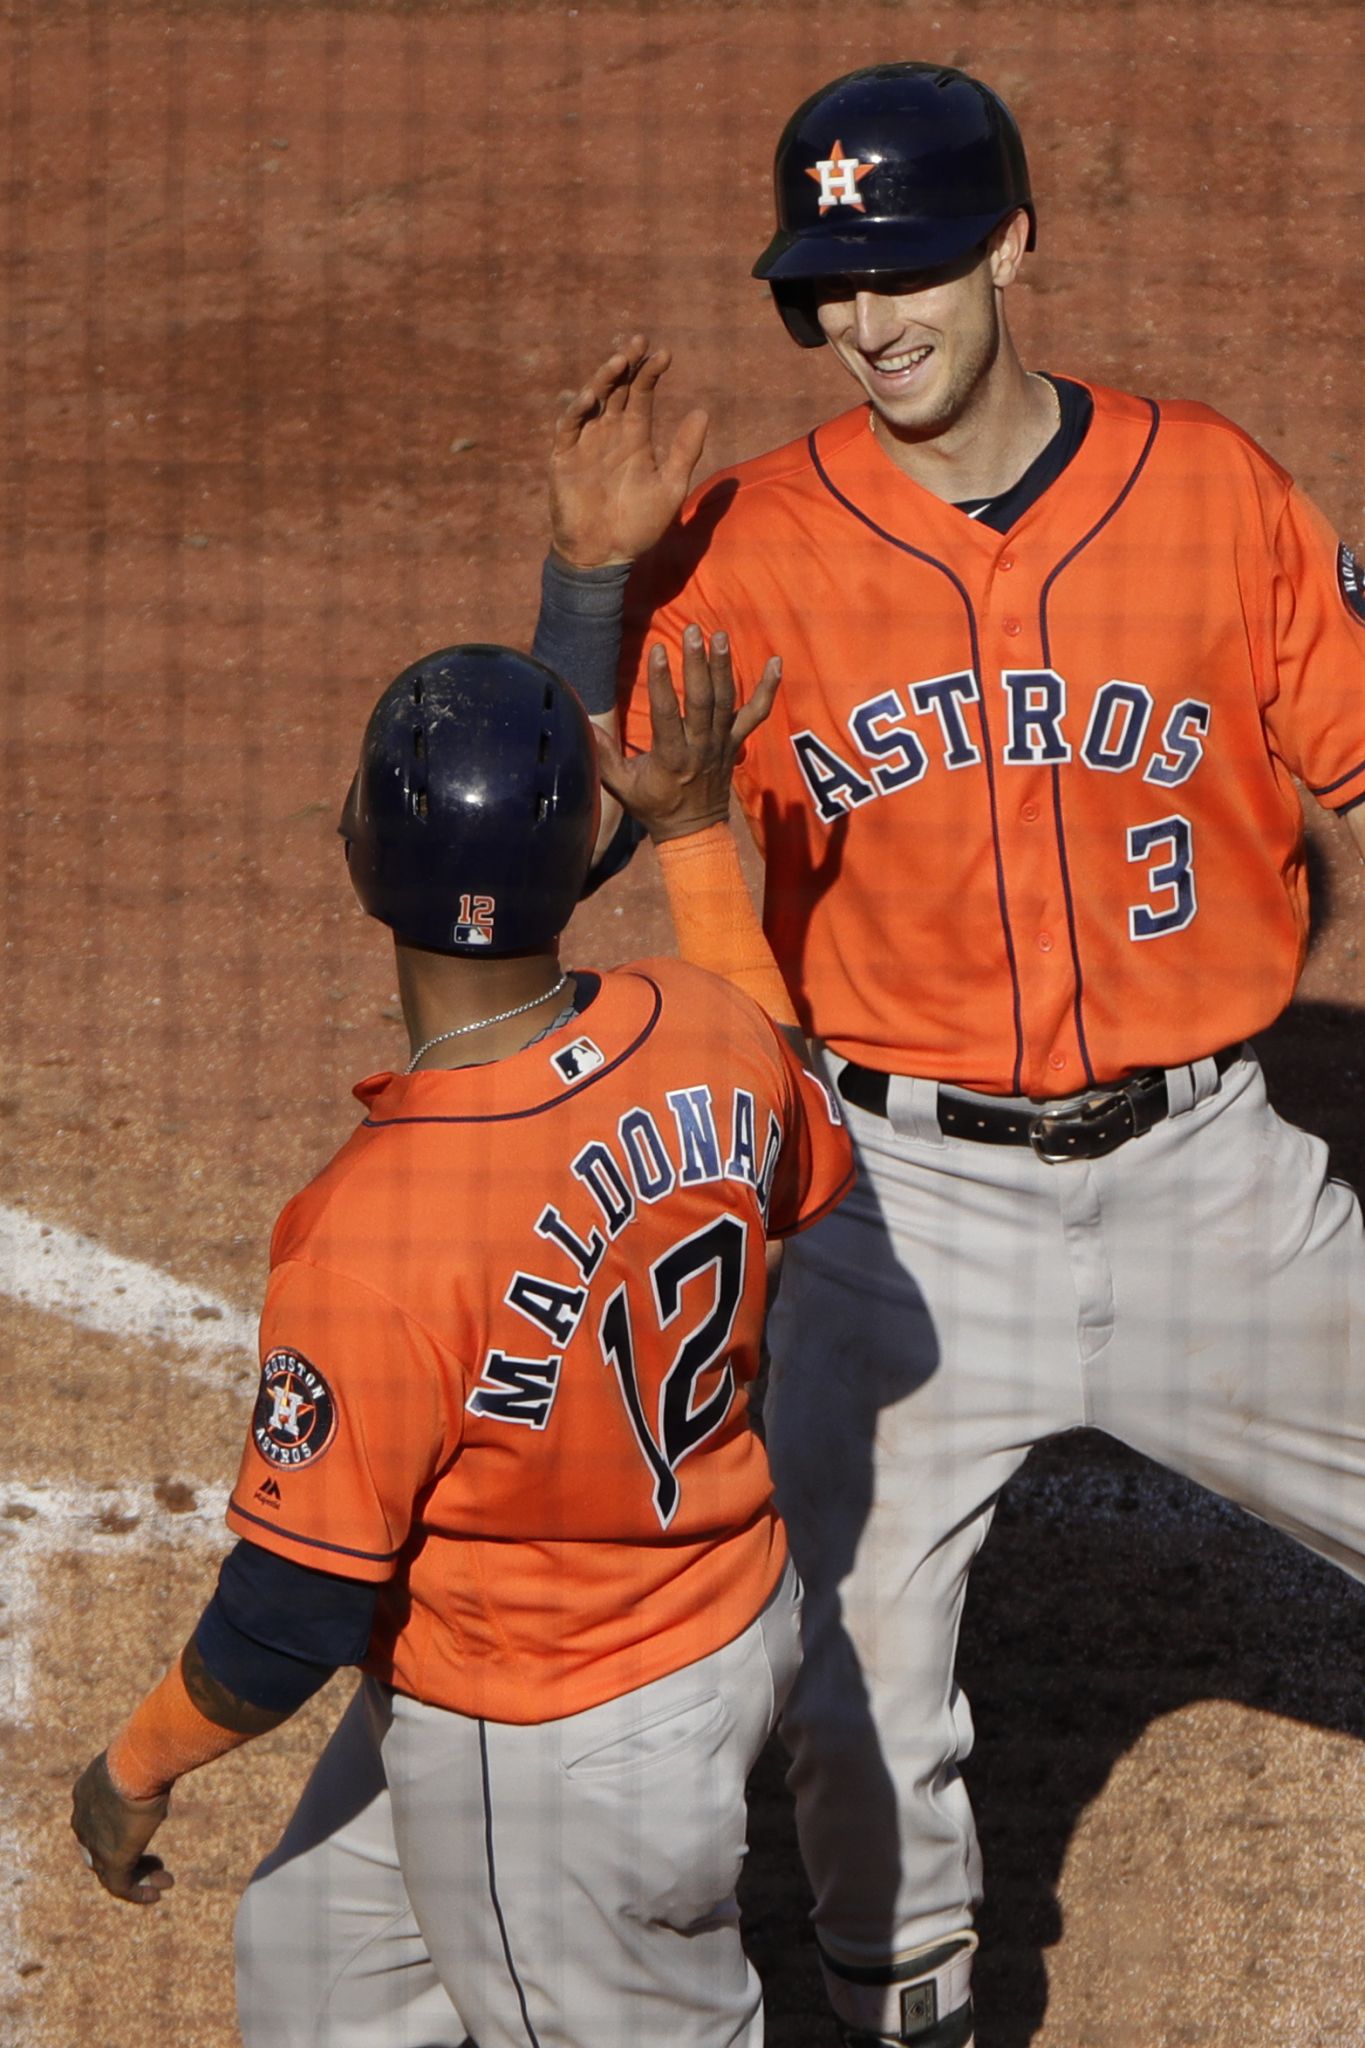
<box><xmin>227</xmin><ymin>957</ymin><xmax>852</xmax><ymax>1724</ymax></box>
<box><xmin>621</xmin><ymin>383</ymin><xmax>1365</xmax><ymax>1097</ymax></box>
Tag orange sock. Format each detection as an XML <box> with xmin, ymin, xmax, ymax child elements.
<box><xmin>105</xmin><ymin>1655</ymin><xmax>251</xmax><ymax>1801</ymax></box>
<box><xmin>654</xmin><ymin>825</ymin><xmax>799</xmax><ymax>1027</ymax></box>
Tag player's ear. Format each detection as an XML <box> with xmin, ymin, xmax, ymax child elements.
<box><xmin>987</xmin><ymin>210</ymin><xmax>1031</xmax><ymax>290</ymax></box>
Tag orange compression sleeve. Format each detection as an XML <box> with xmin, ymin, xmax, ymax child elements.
<box><xmin>105</xmin><ymin>1654</ymin><xmax>252</xmax><ymax>1801</ymax></box>
<box><xmin>653</xmin><ymin>824</ymin><xmax>799</xmax><ymax>1027</ymax></box>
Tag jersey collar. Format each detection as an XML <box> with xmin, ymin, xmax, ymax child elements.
<box><xmin>353</xmin><ymin>967</ymin><xmax>663</xmax><ymax>1126</ymax></box>
<box><xmin>810</xmin><ymin>381</ymin><xmax>1158</xmax><ymax>557</ymax></box>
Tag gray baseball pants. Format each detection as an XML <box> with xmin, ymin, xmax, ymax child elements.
<box><xmin>236</xmin><ymin>1563</ymin><xmax>801</xmax><ymax>2048</ymax></box>
<box><xmin>764</xmin><ymin>1047</ymin><xmax>1365</xmax><ymax>2036</ymax></box>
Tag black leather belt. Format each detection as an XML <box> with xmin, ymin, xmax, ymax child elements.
<box><xmin>835</xmin><ymin>1046</ymin><xmax>1242</xmax><ymax>1164</ymax></box>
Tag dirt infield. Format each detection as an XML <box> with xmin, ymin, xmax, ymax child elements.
<box><xmin>3</xmin><ymin>2</ymin><xmax>1364</xmax><ymax>2043</ymax></box>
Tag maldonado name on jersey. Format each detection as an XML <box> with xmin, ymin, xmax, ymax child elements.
<box><xmin>465</xmin><ymin>1080</ymin><xmax>782</xmax><ymax>1523</ymax></box>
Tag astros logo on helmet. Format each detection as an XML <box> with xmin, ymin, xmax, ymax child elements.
<box><xmin>753</xmin><ymin>61</ymin><xmax>1036</xmax><ymax>347</ymax></box>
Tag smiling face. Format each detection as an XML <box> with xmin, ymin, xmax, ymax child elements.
<box><xmin>813</xmin><ymin>211</ymin><xmax>1031</xmax><ymax>439</ymax></box>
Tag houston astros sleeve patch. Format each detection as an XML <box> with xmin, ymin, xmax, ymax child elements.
<box><xmin>1338</xmin><ymin>543</ymin><xmax>1365</xmax><ymax>624</ymax></box>
<box><xmin>252</xmin><ymin>1349</ymin><xmax>338</xmax><ymax>1471</ymax></box>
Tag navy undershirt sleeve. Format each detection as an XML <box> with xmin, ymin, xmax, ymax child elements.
<box><xmin>193</xmin><ymin>1539</ymin><xmax>378</xmax><ymax>1715</ymax></box>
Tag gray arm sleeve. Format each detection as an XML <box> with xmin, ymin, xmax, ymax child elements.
<box><xmin>531</xmin><ymin>554</ymin><xmax>632</xmax><ymax>714</ymax></box>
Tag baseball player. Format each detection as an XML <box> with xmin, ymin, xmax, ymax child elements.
<box><xmin>542</xmin><ymin>60</ymin><xmax>1365</xmax><ymax>2048</ymax></box>
<box><xmin>70</xmin><ymin>632</ymin><xmax>853</xmax><ymax>2048</ymax></box>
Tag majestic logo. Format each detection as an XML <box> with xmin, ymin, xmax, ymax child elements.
<box><xmin>253</xmin><ymin>1476</ymin><xmax>283</xmax><ymax>1508</ymax></box>
<box><xmin>454</xmin><ymin>892</ymin><xmax>495</xmax><ymax>946</ymax></box>
<box><xmin>1339</xmin><ymin>543</ymin><xmax>1365</xmax><ymax>624</ymax></box>
<box><xmin>807</xmin><ymin>140</ymin><xmax>875</xmax><ymax>213</ymax></box>
<box><xmin>252</xmin><ymin>1349</ymin><xmax>338</xmax><ymax>1470</ymax></box>
<box><xmin>552</xmin><ymin>1037</ymin><xmax>605</xmax><ymax>1084</ymax></box>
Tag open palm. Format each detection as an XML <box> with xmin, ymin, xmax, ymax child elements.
<box><xmin>596</xmin><ymin>629</ymin><xmax>781</xmax><ymax>842</ymax></box>
<box><xmin>550</xmin><ymin>335</ymin><xmax>709</xmax><ymax>569</ymax></box>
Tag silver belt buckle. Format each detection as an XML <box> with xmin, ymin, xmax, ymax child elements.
<box><xmin>1028</xmin><ymin>1088</ymin><xmax>1136</xmax><ymax>1163</ymax></box>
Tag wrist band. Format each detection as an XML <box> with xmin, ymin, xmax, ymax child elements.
<box><xmin>654</xmin><ymin>825</ymin><xmax>799</xmax><ymax>1026</ymax></box>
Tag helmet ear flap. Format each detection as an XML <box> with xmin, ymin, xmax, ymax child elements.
<box><xmin>770</xmin><ymin>284</ymin><xmax>827</xmax><ymax>349</ymax></box>
<box><xmin>338</xmin><ymin>772</ymin><xmax>362</xmax><ymax>855</ymax></box>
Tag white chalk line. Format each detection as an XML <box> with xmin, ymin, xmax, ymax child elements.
<box><xmin>0</xmin><ymin>1481</ymin><xmax>230</xmax><ymax>1724</ymax></box>
<box><xmin>0</xmin><ymin>1199</ymin><xmax>256</xmax><ymax>1729</ymax></box>
<box><xmin>0</xmin><ymin>1201</ymin><xmax>258</xmax><ymax>1386</ymax></box>
<box><xmin>0</xmin><ymin>1202</ymin><xmax>255</xmax><ymax>1991</ymax></box>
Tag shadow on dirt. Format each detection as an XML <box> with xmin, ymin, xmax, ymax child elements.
<box><xmin>743</xmin><ymin>994</ymin><xmax>1365</xmax><ymax>2048</ymax></box>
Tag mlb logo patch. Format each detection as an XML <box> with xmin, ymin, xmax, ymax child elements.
<box><xmin>552</xmin><ymin>1037</ymin><xmax>605</xmax><ymax>1084</ymax></box>
<box><xmin>453</xmin><ymin>921</ymin><xmax>493</xmax><ymax>946</ymax></box>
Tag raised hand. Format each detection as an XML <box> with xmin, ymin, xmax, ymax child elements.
<box><xmin>550</xmin><ymin>335</ymin><xmax>709</xmax><ymax>569</ymax></box>
<box><xmin>595</xmin><ymin>626</ymin><xmax>781</xmax><ymax>842</ymax></box>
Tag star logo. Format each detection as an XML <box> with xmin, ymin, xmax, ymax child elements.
<box><xmin>268</xmin><ymin>1382</ymin><xmax>309</xmax><ymax>1439</ymax></box>
<box><xmin>807</xmin><ymin>141</ymin><xmax>875</xmax><ymax>213</ymax></box>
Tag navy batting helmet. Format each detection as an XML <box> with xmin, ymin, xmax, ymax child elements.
<box><xmin>752</xmin><ymin>62</ymin><xmax>1036</xmax><ymax>348</ymax></box>
<box><xmin>339</xmin><ymin>644</ymin><xmax>601</xmax><ymax>956</ymax></box>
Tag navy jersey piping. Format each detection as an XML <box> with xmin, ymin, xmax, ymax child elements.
<box><xmin>808</xmin><ymin>429</ymin><xmax>1026</xmax><ymax>1092</ymax></box>
<box><xmin>363</xmin><ymin>976</ymin><xmax>664</xmax><ymax>1127</ymax></box>
<box><xmin>227</xmin><ymin>1499</ymin><xmax>403</xmax><ymax>1565</ymax></box>
<box><xmin>1309</xmin><ymin>760</ymin><xmax>1365</xmax><ymax>799</ymax></box>
<box><xmin>1045</xmin><ymin>765</ymin><xmax>1091</xmax><ymax>1083</ymax></box>
<box><xmin>1037</xmin><ymin>399</ymin><xmax>1162</xmax><ymax>1087</ymax></box>
<box><xmin>480</xmin><ymin>1719</ymin><xmax>545</xmax><ymax>2048</ymax></box>
<box><xmin>770</xmin><ymin>1162</ymin><xmax>858</xmax><ymax>1240</ymax></box>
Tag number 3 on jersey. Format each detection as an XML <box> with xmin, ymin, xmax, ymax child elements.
<box><xmin>1128</xmin><ymin>813</ymin><xmax>1196</xmax><ymax>940</ymax></box>
<box><xmin>597</xmin><ymin>1215</ymin><xmax>748</xmax><ymax>1528</ymax></box>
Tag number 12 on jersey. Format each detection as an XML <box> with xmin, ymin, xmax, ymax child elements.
<box><xmin>597</xmin><ymin>1215</ymin><xmax>748</xmax><ymax>1528</ymax></box>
